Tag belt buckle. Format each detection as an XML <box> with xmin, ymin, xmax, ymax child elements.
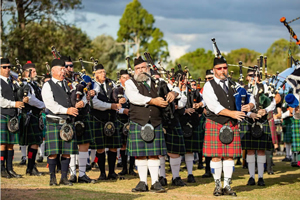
<box><xmin>59</xmin><ymin>119</ymin><xmax>66</xmax><ymax>124</ymax></box>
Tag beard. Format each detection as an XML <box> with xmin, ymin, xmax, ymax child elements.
<box><xmin>134</xmin><ymin>71</ymin><xmax>150</xmax><ymax>82</ymax></box>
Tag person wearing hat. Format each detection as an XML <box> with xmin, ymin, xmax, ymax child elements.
<box><xmin>18</xmin><ymin>61</ymin><xmax>45</xmax><ymax>176</ymax></box>
<box><xmin>0</xmin><ymin>58</ymin><xmax>28</xmax><ymax>178</ymax></box>
<box><xmin>240</xmin><ymin>67</ymin><xmax>276</xmax><ymax>187</ymax></box>
<box><xmin>116</xmin><ymin>69</ymin><xmax>137</xmax><ymax>176</ymax></box>
<box><xmin>41</xmin><ymin>59</ymin><xmax>81</xmax><ymax>186</ymax></box>
<box><xmin>90</xmin><ymin>63</ymin><xmax>122</xmax><ymax>180</ymax></box>
<box><xmin>202</xmin><ymin>57</ymin><xmax>255</xmax><ymax>196</ymax></box>
<box><xmin>60</xmin><ymin>56</ymin><xmax>74</xmax><ymax>81</ymax></box>
<box><xmin>125</xmin><ymin>56</ymin><xmax>177</xmax><ymax>193</ymax></box>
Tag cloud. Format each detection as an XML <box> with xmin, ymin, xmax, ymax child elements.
<box><xmin>98</xmin><ymin>23</ymin><xmax>109</xmax><ymax>29</ymax></box>
<box><xmin>169</xmin><ymin>44</ymin><xmax>191</xmax><ymax>61</ymax></box>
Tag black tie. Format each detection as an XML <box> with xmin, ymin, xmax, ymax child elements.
<box><xmin>100</xmin><ymin>84</ymin><xmax>107</xmax><ymax>95</ymax></box>
<box><xmin>58</xmin><ymin>81</ymin><xmax>66</xmax><ymax>91</ymax></box>
<box><xmin>7</xmin><ymin>78</ymin><xmax>13</xmax><ymax>89</ymax></box>
<box><xmin>220</xmin><ymin>80</ymin><xmax>228</xmax><ymax>94</ymax></box>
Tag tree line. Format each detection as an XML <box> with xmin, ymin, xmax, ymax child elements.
<box><xmin>1</xmin><ymin>0</ymin><xmax>299</xmax><ymax>80</ymax></box>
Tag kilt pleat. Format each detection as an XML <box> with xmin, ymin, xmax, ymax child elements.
<box><xmin>19</xmin><ymin>113</ymin><xmax>43</xmax><ymax>146</ymax></box>
<box><xmin>89</xmin><ymin>116</ymin><xmax>121</xmax><ymax>149</ymax></box>
<box><xmin>292</xmin><ymin>119</ymin><xmax>300</xmax><ymax>152</ymax></box>
<box><xmin>76</xmin><ymin>114</ymin><xmax>94</xmax><ymax>145</ymax></box>
<box><xmin>44</xmin><ymin>122</ymin><xmax>78</xmax><ymax>156</ymax></box>
<box><xmin>126</xmin><ymin>121</ymin><xmax>167</xmax><ymax>157</ymax></box>
<box><xmin>184</xmin><ymin>114</ymin><xmax>205</xmax><ymax>153</ymax></box>
<box><xmin>164</xmin><ymin>121</ymin><xmax>186</xmax><ymax>155</ymax></box>
<box><xmin>283</xmin><ymin>117</ymin><xmax>294</xmax><ymax>143</ymax></box>
<box><xmin>0</xmin><ymin>115</ymin><xmax>19</xmax><ymax>144</ymax></box>
<box><xmin>268</xmin><ymin>112</ymin><xmax>277</xmax><ymax>144</ymax></box>
<box><xmin>240</xmin><ymin>120</ymin><xmax>273</xmax><ymax>150</ymax></box>
<box><xmin>203</xmin><ymin>119</ymin><xmax>241</xmax><ymax>158</ymax></box>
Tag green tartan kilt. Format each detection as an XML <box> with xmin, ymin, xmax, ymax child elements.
<box><xmin>283</xmin><ymin>117</ymin><xmax>294</xmax><ymax>143</ymax></box>
<box><xmin>76</xmin><ymin>114</ymin><xmax>94</xmax><ymax>145</ymax></box>
<box><xmin>240</xmin><ymin>120</ymin><xmax>273</xmax><ymax>151</ymax></box>
<box><xmin>126</xmin><ymin>121</ymin><xmax>167</xmax><ymax>157</ymax></box>
<box><xmin>44</xmin><ymin>122</ymin><xmax>78</xmax><ymax>156</ymax></box>
<box><xmin>19</xmin><ymin>113</ymin><xmax>43</xmax><ymax>146</ymax></box>
<box><xmin>163</xmin><ymin>120</ymin><xmax>186</xmax><ymax>155</ymax></box>
<box><xmin>0</xmin><ymin>115</ymin><xmax>19</xmax><ymax>144</ymax></box>
<box><xmin>291</xmin><ymin>119</ymin><xmax>300</xmax><ymax>152</ymax></box>
<box><xmin>184</xmin><ymin>114</ymin><xmax>205</xmax><ymax>153</ymax></box>
<box><xmin>89</xmin><ymin>116</ymin><xmax>121</xmax><ymax>149</ymax></box>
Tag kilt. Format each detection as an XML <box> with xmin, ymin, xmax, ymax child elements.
<box><xmin>283</xmin><ymin>117</ymin><xmax>294</xmax><ymax>143</ymax></box>
<box><xmin>291</xmin><ymin>119</ymin><xmax>300</xmax><ymax>152</ymax></box>
<box><xmin>184</xmin><ymin>114</ymin><xmax>205</xmax><ymax>153</ymax></box>
<box><xmin>0</xmin><ymin>115</ymin><xmax>19</xmax><ymax>144</ymax></box>
<box><xmin>203</xmin><ymin>119</ymin><xmax>241</xmax><ymax>158</ymax></box>
<box><xmin>76</xmin><ymin>114</ymin><xmax>94</xmax><ymax>145</ymax></box>
<box><xmin>268</xmin><ymin>112</ymin><xmax>277</xmax><ymax>144</ymax></box>
<box><xmin>126</xmin><ymin>121</ymin><xmax>167</xmax><ymax>157</ymax></box>
<box><xmin>240</xmin><ymin>120</ymin><xmax>273</xmax><ymax>151</ymax></box>
<box><xmin>89</xmin><ymin>116</ymin><xmax>121</xmax><ymax>149</ymax></box>
<box><xmin>164</xmin><ymin>121</ymin><xmax>186</xmax><ymax>155</ymax></box>
<box><xmin>19</xmin><ymin>113</ymin><xmax>43</xmax><ymax>146</ymax></box>
<box><xmin>44</xmin><ymin>122</ymin><xmax>78</xmax><ymax>156</ymax></box>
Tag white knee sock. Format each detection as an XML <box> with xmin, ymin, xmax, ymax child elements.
<box><xmin>39</xmin><ymin>141</ymin><xmax>45</xmax><ymax>157</ymax></box>
<box><xmin>70</xmin><ymin>154</ymin><xmax>77</xmax><ymax>176</ymax></box>
<box><xmin>257</xmin><ymin>155</ymin><xmax>266</xmax><ymax>178</ymax></box>
<box><xmin>159</xmin><ymin>156</ymin><xmax>166</xmax><ymax>178</ymax></box>
<box><xmin>210</xmin><ymin>161</ymin><xmax>222</xmax><ymax>186</ymax></box>
<box><xmin>148</xmin><ymin>159</ymin><xmax>160</xmax><ymax>185</ymax></box>
<box><xmin>185</xmin><ymin>153</ymin><xmax>194</xmax><ymax>175</ymax></box>
<box><xmin>136</xmin><ymin>159</ymin><xmax>148</xmax><ymax>185</ymax></box>
<box><xmin>223</xmin><ymin>160</ymin><xmax>234</xmax><ymax>187</ymax></box>
<box><xmin>90</xmin><ymin>149</ymin><xmax>96</xmax><ymax>163</ymax></box>
<box><xmin>247</xmin><ymin>154</ymin><xmax>256</xmax><ymax>179</ymax></box>
<box><xmin>170</xmin><ymin>156</ymin><xmax>181</xmax><ymax>179</ymax></box>
<box><xmin>78</xmin><ymin>151</ymin><xmax>89</xmax><ymax>177</ymax></box>
<box><xmin>20</xmin><ymin>145</ymin><xmax>27</xmax><ymax>158</ymax></box>
<box><xmin>286</xmin><ymin>144</ymin><xmax>292</xmax><ymax>158</ymax></box>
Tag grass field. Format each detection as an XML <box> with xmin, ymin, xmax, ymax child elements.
<box><xmin>1</xmin><ymin>155</ymin><xmax>300</xmax><ymax>200</ymax></box>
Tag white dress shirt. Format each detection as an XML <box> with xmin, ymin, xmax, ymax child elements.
<box><xmin>22</xmin><ymin>80</ymin><xmax>45</xmax><ymax>109</ymax></box>
<box><xmin>41</xmin><ymin>77</ymin><xmax>69</xmax><ymax>115</ymax></box>
<box><xmin>92</xmin><ymin>81</ymin><xmax>112</xmax><ymax>111</ymax></box>
<box><xmin>203</xmin><ymin>76</ymin><xmax>256</xmax><ymax>115</ymax></box>
<box><xmin>0</xmin><ymin>75</ymin><xmax>16</xmax><ymax>108</ymax></box>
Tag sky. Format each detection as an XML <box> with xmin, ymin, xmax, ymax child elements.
<box><xmin>3</xmin><ymin>0</ymin><xmax>300</xmax><ymax>62</ymax></box>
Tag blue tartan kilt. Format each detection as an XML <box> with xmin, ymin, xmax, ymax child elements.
<box><xmin>164</xmin><ymin>121</ymin><xmax>186</xmax><ymax>155</ymax></box>
<box><xmin>126</xmin><ymin>121</ymin><xmax>167</xmax><ymax>157</ymax></box>
<box><xmin>44</xmin><ymin>122</ymin><xmax>78</xmax><ymax>156</ymax></box>
<box><xmin>19</xmin><ymin>113</ymin><xmax>43</xmax><ymax>146</ymax></box>
<box><xmin>0</xmin><ymin>115</ymin><xmax>19</xmax><ymax>144</ymax></box>
<box><xmin>240</xmin><ymin>120</ymin><xmax>273</xmax><ymax>150</ymax></box>
<box><xmin>76</xmin><ymin>114</ymin><xmax>94</xmax><ymax>145</ymax></box>
<box><xmin>89</xmin><ymin>116</ymin><xmax>121</xmax><ymax>149</ymax></box>
<box><xmin>184</xmin><ymin>114</ymin><xmax>205</xmax><ymax>153</ymax></box>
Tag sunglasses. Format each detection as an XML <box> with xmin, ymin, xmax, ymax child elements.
<box><xmin>191</xmin><ymin>84</ymin><xmax>196</xmax><ymax>86</ymax></box>
<box><xmin>65</xmin><ymin>65</ymin><xmax>74</xmax><ymax>68</ymax></box>
<box><xmin>205</xmin><ymin>77</ymin><xmax>213</xmax><ymax>81</ymax></box>
<box><xmin>247</xmin><ymin>74</ymin><xmax>254</xmax><ymax>77</ymax></box>
<box><xmin>214</xmin><ymin>67</ymin><xmax>228</xmax><ymax>71</ymax></box>
<box><xmin>1</xmin><ymin>66</ymin><xmax>11</xmax><ymax>69</ymax></box>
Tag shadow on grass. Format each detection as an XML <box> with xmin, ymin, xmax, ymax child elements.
<box><xmin>1</xmin><ymin>187</ymin><xmax>145</xmax><ymax>200</ymax></box>
<box><xmin>234</xmin><ymin>173</ymin><xmax>300</xmax><ymax>192</ymax></box>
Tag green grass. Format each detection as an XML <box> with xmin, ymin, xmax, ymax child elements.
<box><xmin>1</xmin><ymin>155</ymin><xmax>300</xmax><ymax>200</ymax></box>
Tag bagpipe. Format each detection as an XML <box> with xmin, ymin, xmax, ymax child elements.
<box><xmin>143</xmin><ymin>52</ymin><xmax>176</xmax><ymax>124</ymax></box>
<box><xmin>211</xmin><ymin>38</ymin><xmax>251</xmax><ymax>111</ymax></box>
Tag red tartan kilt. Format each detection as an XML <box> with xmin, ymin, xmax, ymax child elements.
<box><xmin>268</xmin><ymin>112</ymin><xmax>277</xmax><ymax>144</ymax></box>
<box><xmin>203</xmin><ymin>119</ymin><xmax>242</xmax><ymax>158</ymax></box>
